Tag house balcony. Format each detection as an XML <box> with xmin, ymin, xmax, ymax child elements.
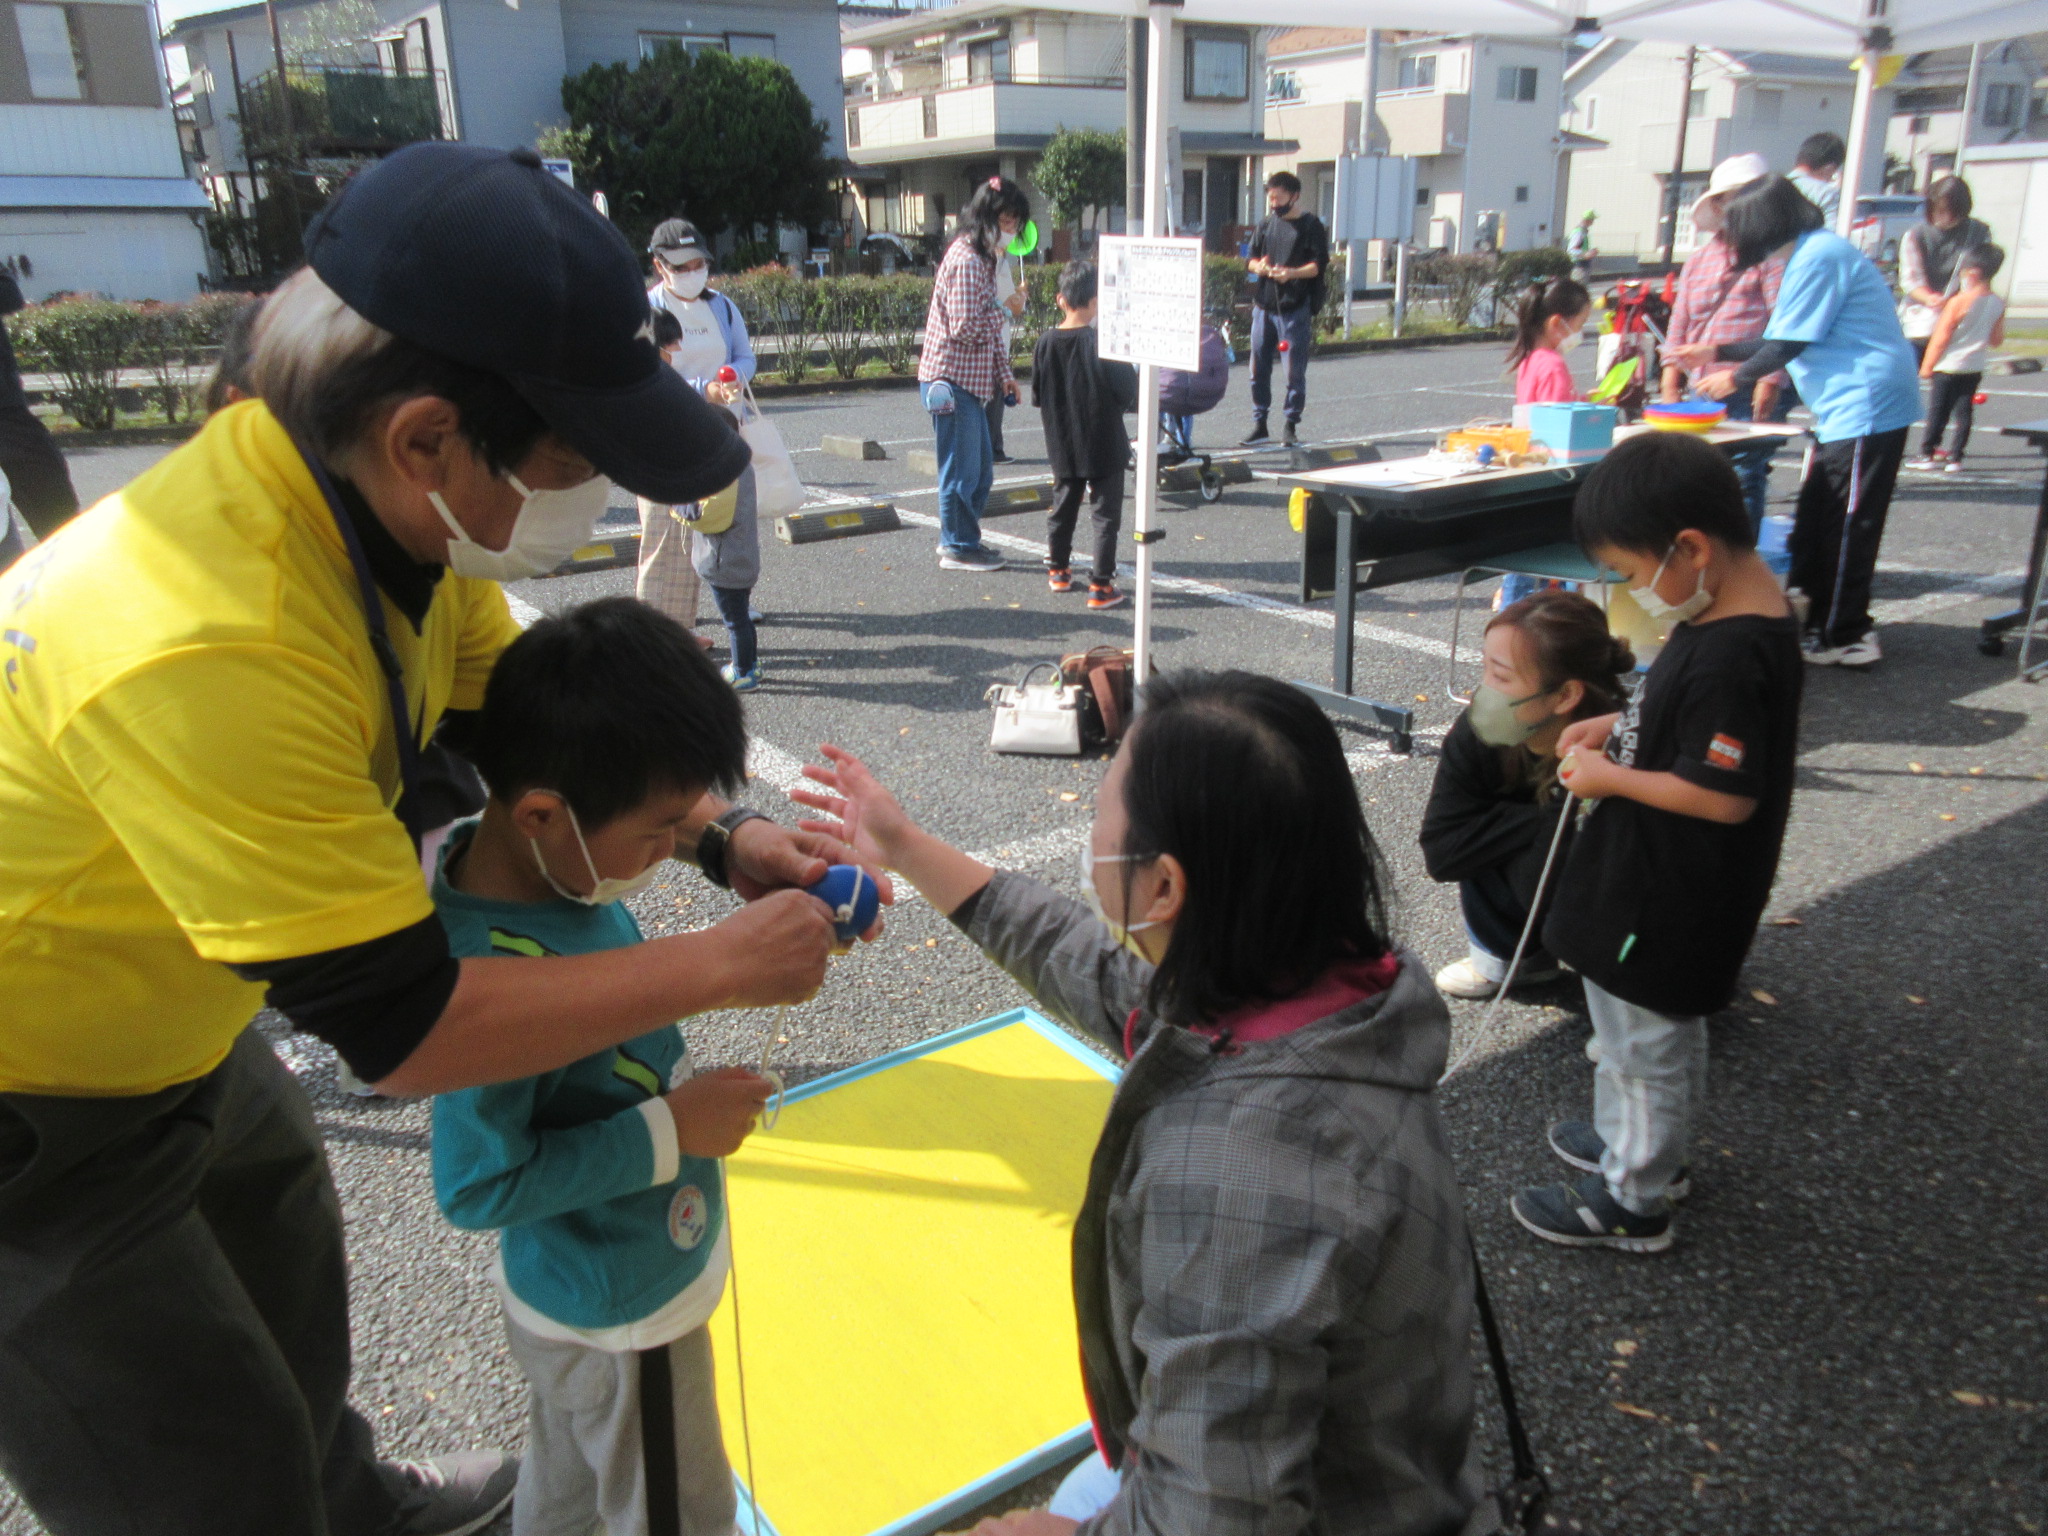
<box><xmin>846</xmin><ymin>76</ymin><xmax>1125</xmax><ymax>164</ymax></box>
<box><xmin>1376</xmin><ymin>89</ymin><xmax>1469</xmax><ymax>157</ymax></box>
<box><xmin>239</xmin><ymin>65</ymin><xmax>448</xmax><ymax>159</ymax></box>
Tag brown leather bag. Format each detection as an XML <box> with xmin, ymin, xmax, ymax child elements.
<box><xmin>1059</xmin><ymin>646</ymin><xmax>1139</xmax><ymax>749</ymax></box>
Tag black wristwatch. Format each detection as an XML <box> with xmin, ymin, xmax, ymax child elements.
<box><xmin>697</xmin><ymin>806</ymin><xmax>771</xmax><ymax>890</ymax></box>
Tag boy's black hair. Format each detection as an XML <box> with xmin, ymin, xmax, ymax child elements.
<box><xmin>1722</xmin><ymin>173</ymin><xmax>1826</xmax><ymax>270</ymax></box>
<box><xmin>469</xmin><ymin>596</ymin><xmax>746</xmax><ymax>826</ymax></box>
<box><xmin>1575</xmin><ymin>431</ymin><xmax>1754</xmax><ymax>555</ymax></box>
<box><xmin>1116</xmin><ymin>670</ymin><xmax>1391</xmax><ymax>1027</ymax></box>
<box><xmin>1960</xmin><ymin>241</ymin><xmax>2005</xmax><ymax>281</ymax></box>
<box><xmin>1795</xmin><ymin>131</ymin><xmax>1845</xmax><ymax>174</ymax></box>
<box><xmin>1265</xmin><ymin>170</ymin><xmax>1302</xmax><ymax>196</ymax></box>
<box><xmin>650</xmin><ymin>307</ymin><xmax>683</xmax><ymax>349</ymax></box>
<box><xmin>1058</xmin><ymin>259</ymin><xmax>1097</xmax><ymax>309</ymax></box>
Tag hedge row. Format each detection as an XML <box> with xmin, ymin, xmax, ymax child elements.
<box><xmin>9</xmin><ymin>294</ymin><xmax>256</xmax><ymax>431</ymax></box>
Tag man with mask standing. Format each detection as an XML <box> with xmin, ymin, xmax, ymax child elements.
<box><xmin>1240</xmin><ymin>171</ymin><xmax>1329</xmax><ymax>448</ymax></box>
<box><xmin>0</xmin><ymin>145</ymin><xmax>864</xmax><ymax>1536</ymax></box>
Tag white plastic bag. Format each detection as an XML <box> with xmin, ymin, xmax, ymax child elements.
<box><xmin>736</xmin><ymin>382</ymin><xmax>806</xmax><ymax>517</ymax></box>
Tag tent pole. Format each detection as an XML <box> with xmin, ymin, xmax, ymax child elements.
<box><xmin>1956</xmin><ymin>43</ymin><xmax>1983</xmax><ymax>176</ymax></box>
<box><xmin>1837</xmin><ymin>41</ymin><xmax>1881</xmax><ymax>238</ymax></box>
<box><xmin>1131</xmin><ymin>1</ymin><xmax>1172</xmax><ymax>684</ymax></box>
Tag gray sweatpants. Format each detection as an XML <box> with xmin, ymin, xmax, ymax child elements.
<box><xmin>504</xmin><ymin>1312</ymin><xmax>737</xmax><ymax>1536</ymax></box>
<box><xmin>1586</xmin><ymin>978</ymin><xmax>1706</xmax><ymax>1215</ymax></box>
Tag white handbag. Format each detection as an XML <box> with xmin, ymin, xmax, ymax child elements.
<box><xmin>736</xmin><ymin>382</ymin><xmax>807</xmax><ymax>517</ymax></box>
<box><xmin>986</xmin><ymin>663</ymin><xmax>1084</xmax><ymax>756</ymax></box>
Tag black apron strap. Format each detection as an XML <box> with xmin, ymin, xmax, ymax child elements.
<box><xmin>639</xmin><ymin>1344</ymin><xmax>682</xmax><ymax>1536</ymax></box>
<box><xmin>294</xmin><ymin>441</ymin><xmax>428</xmax><ymax>851</ymax></box>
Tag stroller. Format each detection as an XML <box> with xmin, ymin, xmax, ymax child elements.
<box><xmin>1157</xmin><ymin>322</ymin><xmax>1234</xmax><ymax>503</ymax></box>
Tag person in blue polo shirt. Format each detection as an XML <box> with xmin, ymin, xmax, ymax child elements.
<box><xmin>1676</xmin><ymin>173</ymin><xmax>1921</xmax><ymax>670</ymax></box>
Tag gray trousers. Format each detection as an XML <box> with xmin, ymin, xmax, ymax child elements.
<box><xmin>505</xmin><ymin>1313</ymin><xmax>737</xmax><ymax>1536</ymax></box>
<box><xmin>0</xmin><ymin>1029</ymin><xmax>397</xmax><ymax>1535</ymax></box>
<box><xmin>1586</xmin><ymin>978</ymin><xmax>1706</xmax><ymax>1215</ymax></box>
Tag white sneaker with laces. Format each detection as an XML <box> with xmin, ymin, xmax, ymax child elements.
<box><xmin>1434</xmin><ymin>958</ymin><xmax>1501</xmax><ymax>999</ymax></box>
<box><xmin>1835</xmin><ymin>631</ymin><xmax>1882</xmax><ymax>668</ymax></box>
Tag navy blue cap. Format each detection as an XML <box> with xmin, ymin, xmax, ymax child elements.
<box><xmin>303</xmin><ymin>142</ymin><xmax>749</xmax><ymax>505</ymax></box>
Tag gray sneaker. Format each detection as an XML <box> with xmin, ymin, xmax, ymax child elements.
<box><xmin>1547</xmin><ymin>1119</ymin><xmax>1691</xmax><ymax>1201</ymax></box>
<box><xmin>939</xmin><ymin>544</ymin><xmax>1006</xmax><ymax>572</ymax></box>
<box><xmin>384</xmin><ymin>1452</ymin><xmax>519</xmax><ymax>1536</ymax></box>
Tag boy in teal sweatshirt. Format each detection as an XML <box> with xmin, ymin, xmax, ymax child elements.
<box><xmin>431</xmin><ymin>597</ymin><xmax>776</xmax><ymax>1536</ymax></box>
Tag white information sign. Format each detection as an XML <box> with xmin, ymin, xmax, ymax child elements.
<box><xmin>1095</xmin><ymin>235</ymin><xmax>1204</xmax><ymax>373</ymax></box>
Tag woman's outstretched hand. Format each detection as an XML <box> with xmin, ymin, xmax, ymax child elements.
<box><xmin>790</xmin><ymin>745</ymin><xmax>914</xmax><ymax>868</ymax></box>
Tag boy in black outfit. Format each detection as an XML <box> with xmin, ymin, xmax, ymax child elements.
<box><xmin>1514</xmin><ymin>432</ymin><xmax>1802</xmax><ymax>1254</ymax></box>
<box><xmin>1032</xmin><ymin>259</ymin><xmax>1138</xmax><ymax>610</ymax></box>
<box><xmin>1241</xmin><ymin>170</ymin><xmax>1330</xmax><ymax>448</ymax></box>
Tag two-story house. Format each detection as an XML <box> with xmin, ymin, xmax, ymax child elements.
<box><xmin>2</xmin><ymin>0</ymin><xmax>209</xmax><ymax>300</ymax></box>
<box><xmin>1264</xmin><ymin>28</ymin><xmax>1595</xmax><ymax>255</ymax></box>
<box><xmin>168</xmin><ymin>0</ymin><xmax>844</xmax><ymax>261</ymax></box>
<box><xmin>1561</xmin><ymin>41</ymin><xmax>1871</xmax><ymax>260</ymax></box>
<box><xmin>1885</xmin><ymin>38</ymin><xmax>2044</xmax><ymax>192</ymax></box>
<box><xmin>841</xmin><ymin>1</ymin><xmax>1288</xmax><ymax>253</ymax></box>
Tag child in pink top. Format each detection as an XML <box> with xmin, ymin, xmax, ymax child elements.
<box><xmin>1502</xmin><ymin>278</ymin><xmax>1594</xmax><ymax>604</ymax></box>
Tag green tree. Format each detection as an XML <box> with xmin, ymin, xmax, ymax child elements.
<box><xmin>1035</xmin><ymin>127</ymin><xmax>1126</xmax><ymax>236</ymax></box>
<box><xmin>559</xmin><ymin>46</ymin><xmax>833</xmax><ymax>252</ymax></box>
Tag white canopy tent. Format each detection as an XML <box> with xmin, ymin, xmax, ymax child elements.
<box><xmin>1041</xmin><ymin>0</ymin><xmax>2048</xmax><ymax>680</ymax></box>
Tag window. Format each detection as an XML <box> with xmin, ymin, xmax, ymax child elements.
<box><xmin>1985</xmin><ymin>82</ymin><xmax>2022</xmax><ymax>128</ymax></box>
<box><xmin>15</xmin><ymin>3</ymin><xmax>83</xmax><ymax>99</ymax></box>
<box><xmin>966</xmin><ymin>37</ymin><xmax>1009</xmax><ymax>83</ymax></box>
<box><xmin>728</xmin><ymin>33</ymin><xmax>775</xmax><ymax>59</ymax></box>
<box><xmin>846</xmin><ymin>108</ymin><xmax>860</xmax><ymax>149</ymax></box>
<box><xmin>1496</xmin><ymin>65</ymin><xmax>1537</xmax><ymax>103</ymax></box>
<box><xmin>1909</xmin><ymin>114</ymin><xmax>1930</xmax><ymax>134</ymax></box>
<box><xmin>1581</xmin><ymin>95</ymin><xmax>1598</xmax><ymax>130</ymax></box>
<box><xmin>1182</xmin><ymin>169</ymin><xmax>1204</xmax><ymax>227</ymax></box>
<box><xmin>1514</xmin><ymin>184</ymin><xmax>1529</xmax><ymax>203</ymax></box>
<box><xmin>1397</xmin><ymin>54</ymin><xmax>1436</xmax><ymax>92</ymax></box>
<box><xmin>1753</xmin><ymin>88</ymin><xmax>1782</xmax><ymax>126</ymax></box>
<box><xmin>1185</xmin><ymin>32</ymin><xmax>1248</xmax><ymax>101</ymax></box>
<box><xmin>1416</xmin><ymin>185</ymin><xmax>1430</xmax><ymax>206</ymax></box>
<box><xmin>1267</xmin><ymin>68</ymin><xmax>1301</xmax><ymax>104</ymax></box>
<box><xmin>638</xmin><ymin>32</ymin><xmax>725</xmax><ymax>60</ymax></box>
<box><xmin>1687</xmin><ymin>87</ymin><xmax>1707</xmax><ymax>118</ymax></box>
<box><xmin>921</xmin><ymin>93</ymin><xmax>937</xmax><ymax>137</ymax></box>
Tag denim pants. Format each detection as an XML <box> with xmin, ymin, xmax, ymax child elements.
<box><xmin>1249</xmin><ymin>303</ymin><xmax>1313</xmax><ymax>425</ymax></box>
<box><xmin>923</xmin><ymin>379</ymin><xmax>992</xmax><ymax>555</ymax></box>
<box><xmin>1722</xmin><ymin>384</ymin><xmax>1786</xmax><ymax>538</ymax></box>
<box><xmin>710</xmin><ymin>584</ymin><xmax>756</xmax><ymax>673</ymax></box>
<box><xmin>1458</xmin><ymin>866</ymin><xmax>1553</xmax><ymax>983</ymax></box>
<box><xmin>1585</xmin><ymin>978</ymin><xmax>1706</xmax><ymax>1215</ymax></box>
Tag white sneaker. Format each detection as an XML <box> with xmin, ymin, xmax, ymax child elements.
<box><xmin>1585</xmin><ymin>1034</ymin><xmax>1603</xmax><ymax>1064</ymax></box>
<box><xmin>1836</xmin><ymin>631</ymin><xmax>1881</xmax><ymax>667</ymax></box>
<box><xmin>1435</xmin><ymin>958</ymin><xmax>1502</xmax><ymax>999</ymax></box>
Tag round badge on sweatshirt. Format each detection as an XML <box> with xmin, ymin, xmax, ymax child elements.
<box><xmin>668</xmin><ymin>1185</ymin><xmax>708</xmax><ymax>1250</ymax></box>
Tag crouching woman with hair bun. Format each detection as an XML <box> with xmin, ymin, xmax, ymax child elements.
<box><xmin>793</xmin><ymin>671</ymin><xmax>1479</xmax><ymax>1536</ymax></box>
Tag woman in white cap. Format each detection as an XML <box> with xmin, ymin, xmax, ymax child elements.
<box><xmin>1659</xmin><ymin>153</ymin><xmax>1791</xmax><ymax>535</ymax></box>
<box><xmin>0</xmin><ymin>144</ymin><xmax>868</xmax><ymax>1536</ymax></box>
<box><xmin>639</xmin><ymin>217</ymin><xmax>757</xmax><ymax>643</ymax></box>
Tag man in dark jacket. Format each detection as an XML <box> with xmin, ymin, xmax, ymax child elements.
<box><xmin>0</xmin><ymin>268</ymin><xmax>80</xmax><ymax>547</ymax></box>
<box><xmin>1240</xmin><ymin>172</ymin><xmax>1329</xmax><ymax>448</ymax></box>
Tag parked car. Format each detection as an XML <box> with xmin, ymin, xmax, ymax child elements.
<box><xmin>1850</xmin><ymin>193</ymin><xmax>1922</xmax><ymax>268</ymax></box>
<box><xmin>859</xmin><ymin>232</ymin><xmax>929</xmax><ymax>274</ymax></box>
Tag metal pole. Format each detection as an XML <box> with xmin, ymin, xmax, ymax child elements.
<box><xmin>1393</xmin><ymin>238</ymin><xmax>1407</xmax><ymax>337</ymax></box>
<box><xmin>1955</xmin><ymin>42</ymin><xmax>1983</xmax><ymax>176</ymax></box>
<box><xmin>1837</xmin><ymin>41</ymin><xmax>1882</xmax><ymax>238</ymax></box>
<box><xmin>1125</xmin><ymin>18</ymin><xmax>1147</xmax><ymax>232</ymax></box>
<box><xmin>262</xmin><ymin>0</ymin><xmax>303</xmax><ymax>263</ymax></box>
<box><xmin>1662</xmin><ymin>45</ymin><xmax>1695</xmax><ymax>266</ymax></box>
<box><xmin>1131</xmin><ymin>2</ymin><xmax>1171</xmax><ymax>684</ymax></box>
<box><xmin>1345</xmin><ymin>29</ymin><xmax>1379</xmax><ymax>338</ymax></box>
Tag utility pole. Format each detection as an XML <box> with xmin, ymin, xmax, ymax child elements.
<box><xmin>1955</xmin><ymin>42</ymin><xmax>1983</xmax><ymax>177</ymax></box>
<box><xmin>1661</xmin><ymin>45</ymin><xmax>1697</xmax><ymax>267</ymax></box>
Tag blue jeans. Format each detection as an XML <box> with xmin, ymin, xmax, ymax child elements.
<box><xmin>1249</xmin><ymin>304</ymin><xmax>1313</xmax><ymax>425</ymax></box>
<box><xmin>1722</xmin><ymin>384</ymin><xmax>1786</xmax><ymax>539</ymax></box>
<box><xmin>923</xmin><ymin>379</ymin><xmax>992</xmax><ymax>556</ymax></box>
<box><xmin>710</xmin><ymin>584</ymin><xmax>756</xmax><ymax>673</ymax></box>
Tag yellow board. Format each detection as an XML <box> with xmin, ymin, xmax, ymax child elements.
<box><xmin>710</xmin><ymin>1010</ymin><xmax>1120</xmax><ymax>1536</ymax></box>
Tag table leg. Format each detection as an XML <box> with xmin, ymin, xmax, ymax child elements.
<box><xmin>1291</xmin><ymin>496</ymin><xmax>1417</xmax><ymax>753</ymax></box>
<box><xmin>1979</xmin><ymin>453</ymin><xmax>2048</xmax><ymax>655</ymax></box>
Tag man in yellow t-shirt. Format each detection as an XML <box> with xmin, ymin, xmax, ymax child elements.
<box><xmin>0</xmin><ymin>144</ymin><xmax>865</xmax><ymax>1536</ymax></box>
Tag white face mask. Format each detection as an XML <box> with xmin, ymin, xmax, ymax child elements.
<box><xmin>429</xmin><ymin>472</ymin><xmax>610</xmax><ymax>583</ymax></box>
<box><xmin>1078</xmin><ymin>844</ymin><xmax>1158</xmax><ymax>960</ymax></box>
<box><xmin>666</xmin><ymin>267</ymin><xmax>709</xmax><ymax>300</ymax></box>
<box><xmin>531</xmin><ymin>802</ymin><xmax>664</xmax><ymax>906</ymax></box>
<box><xmin>1556</xmin><ymin>325</ymin><xmax>1585</xmax><ymax>355</ymax></box>
<box><xmin>1630</xmin><ymin>543</ymin><xmax>1714</xmax><ymax>625</ymax></box>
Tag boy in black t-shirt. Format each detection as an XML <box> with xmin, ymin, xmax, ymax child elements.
<box><xmin>1514</xmin><ymin>432</ymin><xmax>1802</xmax><ymax>1254</ymax></box>
<box><xmin>1032</xmin><ymin>260</ymin><xmax>1138</xmax><ymax>610</ymax></box>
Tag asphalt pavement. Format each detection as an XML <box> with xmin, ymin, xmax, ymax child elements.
<box><xmin>6</xmin><ymin>342</ymin><xmax>2045</xmax><ymax>1536</ymax></box>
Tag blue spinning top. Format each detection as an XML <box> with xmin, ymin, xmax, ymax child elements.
<box><xmin>807</xmin><ymin>864</ymin><xmax>880</xmax><ymax>942</ymax></box>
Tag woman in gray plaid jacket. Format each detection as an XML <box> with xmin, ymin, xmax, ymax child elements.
<box><xmin>794</xmin><ymin>672</ymin><xmax>1480</xmax><ymax>1536</ymax></box>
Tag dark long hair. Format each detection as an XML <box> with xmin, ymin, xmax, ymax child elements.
<box><xmin>1484</xmin><ymin>591</ymin><xmax>1635</xmax><ymax>800</ymax></box>
<box><xmin>1506</xmin><ymin>277</ymin><xmax>1590</xmax><ymax>370</ymax></box>
<box><xmin>960</xmin><ymin>176</ymin><xmax>1031</xmax><ymax>262</ymax></box>
<box><xmin>1722</xmin><ymin>173</ymin><xmax>1826</xmax><ymax>270</ymax></box>
<box><xmin>1115</xmin><ymin>671</ymin><xmax>1391</xmax><ymax>1027</ymax></box>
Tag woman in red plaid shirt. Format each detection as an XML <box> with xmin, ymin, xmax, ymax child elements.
<box><xmin>1659</xmin><ymin>154</ymin><xmax>1791</xmax><ymax>536</ymax></box>
<box><xmin>920</xmin><ymin>177</ymin><xmax>1031</xmax><ymax>571</ymax></box>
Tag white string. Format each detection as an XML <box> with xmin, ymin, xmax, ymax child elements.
<box><xmin>1439</xmin><ymin>793</ymin><xmax>1584</xmax><ymax>1085</ymax></box>
<box><xmin>755</xmin><ymin>1005</ymin><xmax>787</xmax><ymax>1131</ymax></box>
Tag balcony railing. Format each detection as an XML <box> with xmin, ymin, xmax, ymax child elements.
<box><xmin>846</xmin><ymin>71</ymin><xmax>1123</xmax><ymax>105</ymax></box>
<box><xmin>240</xmin><ymin>65</ymin><xmax>447</xmax><ymax>157</ymax></box>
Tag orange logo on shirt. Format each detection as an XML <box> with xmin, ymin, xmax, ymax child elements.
<box><xmin>1708</xmin><ymin>733</ymin><xmax>1745</xmax><ymax>770</ymax></box>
